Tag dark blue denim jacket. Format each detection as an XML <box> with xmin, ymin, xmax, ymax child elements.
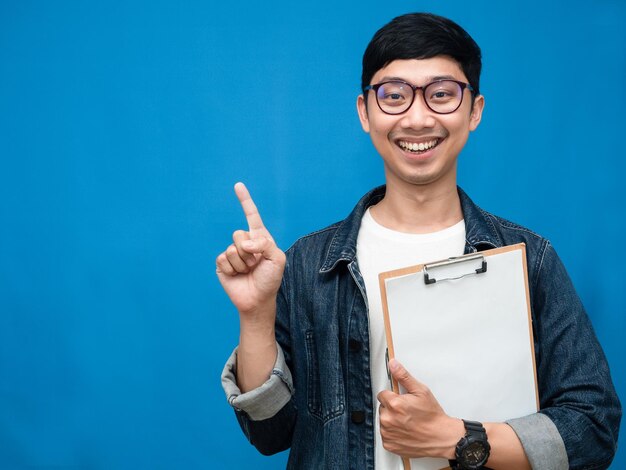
<box><xmin>224</xmin><ymin>186</ymin><xmax>621</xmax><ymax>469</ymax></box>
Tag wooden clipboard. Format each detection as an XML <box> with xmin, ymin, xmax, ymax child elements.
<box><xmin>378</xmin><ymin>243</ymin><xmax>539</xmax><ymax>470</ymax></box>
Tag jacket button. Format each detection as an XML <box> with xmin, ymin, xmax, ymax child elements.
<box><xmin>348</xmin><ymin>339</ymin><xmax>361</xmax><ymax>351</ymax></box>
<box><xmin>351</xmin><ymin>410</ymin><xmax>365</xmax><ymax>424</ymax></box>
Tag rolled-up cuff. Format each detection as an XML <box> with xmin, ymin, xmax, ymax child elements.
<box><xmin>506</xmin><ymin>413</ymin><xmax>568</xmax><ymax>470</ymax></box>
<box><xmin>221</xmin><ymin>344</ymin><xmax>293</xmax><ymax>421</ymax></box>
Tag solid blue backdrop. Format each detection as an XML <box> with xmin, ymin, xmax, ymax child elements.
<box><xmin>1</xmin><ymin>1</ymin><xmax>624</xmax><ymax>468</ymax></box>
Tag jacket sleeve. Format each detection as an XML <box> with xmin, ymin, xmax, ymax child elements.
<box><xmin>506</xmin><ymin>412</ymin><xmax>568</xmax><ymax>469</ymax></box>
<box><xmin>220</xmin><ymin>265</ymin><xmax>296</xmax><ymax>456</ymax></box>
<box><xmin>530</xmin><ymin>241</ymin><xmax>621</xmax><ymax>469</ymax></box>
<box><xmin>221</xmin><ymin>343</ymin><xmax>296</xmax><ymax>455</ymax></box>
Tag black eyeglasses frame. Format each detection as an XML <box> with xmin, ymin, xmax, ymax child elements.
<box><xmin>363</xmin><ymin>79</ymin><xmax>475</xmax><ymax>115</ymax></box>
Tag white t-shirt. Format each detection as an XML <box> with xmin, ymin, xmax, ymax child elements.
<box><xmin>356</xmin><ymin>207</ymin><xmax>466</xmax><ymax>469</ymax></box>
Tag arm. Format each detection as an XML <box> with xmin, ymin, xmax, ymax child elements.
<box><xmin>216</xmin><ymin>182</ymin><xmax>296</xmax><ymax>454</ymax></box>
<box><xmin>216</xmin><ymin>183</ymin><xmax>285</xmax><ymax>391</ymax></box>
<box><xmin>526</xmin><ymin>242</ymin><xmax>621</xmax><ymax>469</ymax></box>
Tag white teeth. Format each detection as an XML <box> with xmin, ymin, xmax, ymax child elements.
<box><xmin>399</xmin><ymin>139</ymin><xmax>439</xmax><ymax>152</ymax></box>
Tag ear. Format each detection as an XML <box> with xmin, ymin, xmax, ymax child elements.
<box><xmin>469</xmin><ymin>94</ymin><xmax>485</xmax><ymax>132</ymax></box>
<box><xmin>357</xmin><ymin>94</ymin><xmax>370</xmax><ymax>133</ymax></box>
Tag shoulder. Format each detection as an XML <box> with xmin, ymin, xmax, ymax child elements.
<box><xmin>476</xmin><ymin>207</ymin><xmax>557</xmax><ymax>289</ymax></box>
<box><xmin>282</xmin><ymin>185</ymin><xmax>383</xmax><ymax>270</ymax></box>
<box><xmin>483</xmin><ymin>209</ymin><xmax>548</xmax><ymax>247</ymax></box>
<box><xmin>460</xmin><ymin>188</ymin><xmax>548</xmax><ymax>251</ymax></box>
<box><xmin>284</xmin><ymin>221</ymin><xmax>342</xmax><ymax>263</ymax></box>
<box><xmin>459</xmin><ymin>188</ymin><xmax>554</xmax><ymax>285</ymax></box>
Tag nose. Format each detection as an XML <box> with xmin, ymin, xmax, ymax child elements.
<box><xmin>399</xmin><ymin>93</ymin><xmax>437</xmax><ymax>130</ymax></box>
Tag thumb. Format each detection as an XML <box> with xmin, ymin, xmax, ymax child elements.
<box><xmin>242</xmin><ymin>236</ymin><xmax>283</xmax><ymax>262</ymax></box>
<box><xmin>389</xmin><ymin>359</ymin><xmax>426</xmax><ymax>395</ymax></box>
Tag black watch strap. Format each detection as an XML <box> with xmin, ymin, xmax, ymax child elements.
<box><xmin>449</xmin><ymin>419</ymin><xmax>491</xmax><ymax>470</ymax></box>
<box><xmin>449</xmin><ymin>462</ymin><xmax>494</xmax><ymax>470</ymax></box>
<box><xmin>462</xmin><ymin>420</ymin><xmax>487</xmax><ymax>436</ymax></box>
<box><xmin>449</xmin><ymin>461</ymin><xmax>494</xmax><ymax>470</ymax></box>
<box><xmin>449</xmin><ymin>460</ymin><xmax>460</xmax><ymax>470</ymax></box>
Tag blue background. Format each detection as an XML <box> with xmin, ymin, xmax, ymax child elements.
<box><xmin>1</xmin><ymin>1</ymin><xmax>624</xmax><ymax>468</ymax></box>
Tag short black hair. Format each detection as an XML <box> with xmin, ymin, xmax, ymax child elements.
<box><xmin>361</xmin><ymin>13</ymin><xmax>482</xmax><ymax>96</ymax></box>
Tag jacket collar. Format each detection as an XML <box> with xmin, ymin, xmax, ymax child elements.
<box><xmin>319</xmin><ymin>185</ymin><xmax>501</xmax><ymax>273</ymax></box>
<box><xmin>457</xmin><ymin>187</ymin><xmax>502</xmax><ymax>251</ymax></box>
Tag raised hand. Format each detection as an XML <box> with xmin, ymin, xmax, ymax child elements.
<box><xmin>216</xmin><ymin>182</ymin><xmax>286</xmax><ymax>317</ymax></box>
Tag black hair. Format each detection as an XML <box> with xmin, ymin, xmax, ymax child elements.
<box><xmin>361</xmin><ymin>13</ymin><xmax>482</xmax><ymax>96</ymax></box>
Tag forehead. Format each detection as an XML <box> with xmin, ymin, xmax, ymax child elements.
<box><xmin>371</xmin><ymin>56</ymin><xmax>467</xmax><ymax>85</ymax></box>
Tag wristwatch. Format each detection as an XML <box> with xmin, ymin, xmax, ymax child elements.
<box><xmin>449</xmin><ymin>419</ymin><xmax>491</xmax><ymax>470</ymax></box>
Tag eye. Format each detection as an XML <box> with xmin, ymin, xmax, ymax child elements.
<box><xmin>426</xmin><ymin>81</ymin><xmax>461</xmax><ymax>103</ymax></box>
<box><xmin>384</xmin><ymin>92</ymin><xmax>404</xmax><ymax>100</ymax></box>
<box><xmin>377</xmin><ymin>82</ymin><xmax>410</xmax><ymax>106</ymax></box>
<box><xmin>429</xmin><ymin>89</ymin><xmax>455</xmax><ymax>101</ymax></box>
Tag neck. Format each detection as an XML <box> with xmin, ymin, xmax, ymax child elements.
<box><xmin>370</xmin><ymin>182</ymin><xmax>463</xmax><ymax>234</ymax></box>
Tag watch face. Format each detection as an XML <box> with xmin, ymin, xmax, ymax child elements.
<box><xmin>462</xmin><ymin>441</ymin><xmax>487</xmax><ymax>464</ymax></box>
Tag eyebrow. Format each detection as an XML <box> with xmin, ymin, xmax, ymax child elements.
<box><xmin>378</xmin><ymin>74</ymin><xmax>458</xmax><ymax>83</ymax></box>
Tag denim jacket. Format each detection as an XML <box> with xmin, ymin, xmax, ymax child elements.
<box><xmin>222</xmin><ymin>186</ymin><xmax>621</xmax><ymax>469</ymax></box>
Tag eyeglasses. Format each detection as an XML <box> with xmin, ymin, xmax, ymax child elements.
<box><xmin>364</xmin><ymin>79</ymin><xmax>474</xmax><ymax>115</ymax></box>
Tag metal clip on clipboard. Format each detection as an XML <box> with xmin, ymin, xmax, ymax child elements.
<box><xmin>423</xmin><ymin>253</ymin><xmax>487</xmax><ymax>285</ymax></box>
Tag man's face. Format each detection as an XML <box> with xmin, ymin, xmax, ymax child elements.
<box><xmin>357</xmin><ymin>56</ymin><xmax>484</xmax><ymax>192</ymax></box>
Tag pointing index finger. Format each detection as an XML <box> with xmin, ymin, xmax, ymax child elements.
<box><xmin>234</xmin><ymin>182</ymin><xmax>266</xmax><ymax>232</ymax></box>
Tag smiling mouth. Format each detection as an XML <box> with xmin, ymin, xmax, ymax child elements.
<box><xmin>397</xmin><ymin>138</ymin><xmax>441</xmax><ymax>154</ymax></box>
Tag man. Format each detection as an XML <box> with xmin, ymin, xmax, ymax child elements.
<box><xmin>217</xmin><ymin>13</ymin><xmax>621</xmax><ymax>469</ymax></box>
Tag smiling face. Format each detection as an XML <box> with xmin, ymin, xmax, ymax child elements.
<box><xmin>357</xmin><ymin>56</ymin><xmax>484</xmax><ymax>193</ymax></box>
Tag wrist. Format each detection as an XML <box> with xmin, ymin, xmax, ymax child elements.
<box><xmin>239</xmin><ymin>322</ymin><xmax>276</xmax><ymax>353</ymax></box>
<box><xmin>442</xmin><ymin>417</ymin><xmax>465</xmax><ymax>459</ymax></box>
<box><xmin>450</xmin><ymin>419</ymin><xmax>491</xmax><ymax>469</ymax></box>
<box><xmin>238</xmin><ymin>298</ymin><xmax>276</xmax><ymax>327</ymax></box>
<box><xmin>238</xmin><ymin>303</ymin><xmax>277</xmax><ymax>356</ymax></box>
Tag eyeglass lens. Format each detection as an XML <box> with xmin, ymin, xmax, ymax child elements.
<box><xmin>375</xmin><ymin>80</ymin><xmax>464</xmax><ymax>114</ymax></box>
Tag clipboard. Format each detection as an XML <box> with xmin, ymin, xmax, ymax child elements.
<box><xmin>378</xmin><ymin>243</ymin><xmax>539</xmax><ymax>470</ymax></box>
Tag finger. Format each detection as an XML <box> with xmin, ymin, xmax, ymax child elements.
<box><xmin>388</xmin><ymin>359</ymin><xmax>427</xmax><ymax>396</ymax></box>
<box><xmin>216</xmin><ymin>252</ymin><xmax>236</xmax><ymax>276</ymax></box>
<box><xmin>377</xmin><ymin>399</ymin><xmax>396</xmax><ymax>436</ymax></box>
<box><xmin>377</xmin><ymin>390</ymin><xmax>396</xmax><ymax>408</ymax></box>
<box><xmin>234</xmin><ymin>182</ymin><xmax>266</xmax><ymax>232</ymax></box>
<box><xmin>239</xmin><ymin>236</ymin><xmax>284</xmax><ymax>262</ymax></box>
<box><xmin>232</xmin><ymin>230</ymin><xmax>257</xmax><ymax>267</ymax></box>
<box><xmin>224</xmin><ymin>244</ymin><xmax>251</xmax><ymax>273</ymax></box>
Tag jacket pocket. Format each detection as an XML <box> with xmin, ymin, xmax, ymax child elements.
<box><xmin>305</xmin><ymin>329</ymin><xmax>345</xmax><ymax>422</ymax></box>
